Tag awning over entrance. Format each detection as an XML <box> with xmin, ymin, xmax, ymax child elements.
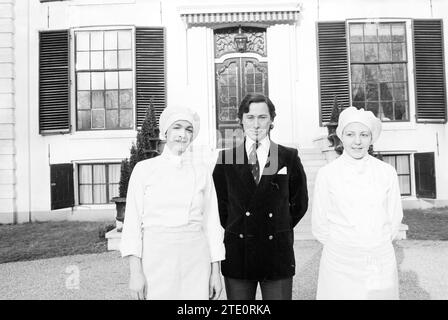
<box><xmin>179</xmin><ymin>3</ymin><xmax>301</xmax><ymax>27</ymax></box>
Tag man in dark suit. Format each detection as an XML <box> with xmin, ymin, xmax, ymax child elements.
<box><xmin>213</xmin><ymin>93</ymin><xmax>308</xmax><ymax>300</ymax></box>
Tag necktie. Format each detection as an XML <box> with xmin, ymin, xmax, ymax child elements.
<box><xmin>248</xmin><ymin>142</ymin><xmax>260</xmax><ymax>184</ymax></box>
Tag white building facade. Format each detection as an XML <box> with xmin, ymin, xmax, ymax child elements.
<box><xmin>0</xmin><ymin>0</ymin><xmax>447</xmax><ymax>224</ymax></box>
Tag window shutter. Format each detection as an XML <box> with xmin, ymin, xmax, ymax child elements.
<box><xmin>135</xmin><ymin>27</ymin><xmax>166</xmax><ymax>128</ymax></box>
<box><xmin>413</xmin><ymin>19</ymin><xmax>447</xmax><ymax>123</ymax></box>
<box><xmin>317</xmin><ymin>21</ymin><xmax>350</xmax><ymax>125</ymax></box>
<box><xmin>39</xmin><ymin>30</ymin><xmax>70</xmax><ymax>134</ymax></box>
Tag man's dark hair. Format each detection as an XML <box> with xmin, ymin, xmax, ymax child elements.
<box><xmin>237</xmin><ymin>93</ymin><xmax>276</xmax><ymax>121</ymax></box>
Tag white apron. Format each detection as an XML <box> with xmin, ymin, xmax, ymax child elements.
<box><xmin>316</xmin><ymin>240</ymin><xmax>399</xmax><ymax>300</ymax></box>
<box><xmin>142</xmin><ymin>225</ymin><xmax>211</xmax><ymax>300</ymax></box>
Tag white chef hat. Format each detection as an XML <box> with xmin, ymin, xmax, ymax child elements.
<box><xmin>336</xmin><ymin>106</ymin><xmax>382</xmax><ymax>143</ymax></box>
<box><xmin>159</xmin><ymin>106</ymin><xmax>200</xmax><ymax>141</ymax></box>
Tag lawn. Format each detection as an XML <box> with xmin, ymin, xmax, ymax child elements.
<box><xmin>0</xmin><ymin>207</ymin><xmax>447</xmax><ymax>264</ymax></box>
<box><xmin>403</xmin><ymin>207</ymin><xmax>448</xmax><ymax>241</ymax></box>
<box><xmin>0</xmin><ymin>221</ymin><xmax>114</xmax><ymax>264</ymax></box>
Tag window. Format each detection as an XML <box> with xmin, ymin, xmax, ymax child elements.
<box><xmin>78</xmin><ymin>163</ymin><xmax>120</xmax><ymax>204</ymax></box>
<box><xmin>39</xmin><ymin>27</ymin><xmax>165</xmax><ymax>135</ymax></box>
<box><xmin>75</xmin><ymin>30</ymin><xmax>134</xmax><ymax>130</ymax></box>
<box><xmin>348</xmin><ymin>22</ymin><xmax>409</xmax><ymax>121</ymax></box>
<box><xmin>382</xmin><ymin>154</ymin><xmax>411</xmax><ymax>195</ymax></box>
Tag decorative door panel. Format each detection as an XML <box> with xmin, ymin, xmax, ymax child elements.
<box><xmin>215</xmin><ymin>57</ymin><xmax>268</xmax><ymax>147</ymax></box>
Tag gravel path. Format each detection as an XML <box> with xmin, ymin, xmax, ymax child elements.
<box><xmin>0</xmin><ymin>240</ymin><xmax>447</xmax><ymax>300</ymax></box>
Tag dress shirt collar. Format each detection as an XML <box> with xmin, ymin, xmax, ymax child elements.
<box><xmin>245</xmin><ymin>135</ymin><xmax>270</xmax><ymax>154</ymax></box>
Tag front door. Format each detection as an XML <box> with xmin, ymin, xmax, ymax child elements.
<box><xmin>50</xmin><ymin>163</ymin><xmax>74</xmax><ymax>210</ymax></box>
<box><xmin>414</xmin><ymin>152</ymin><xmax>436</xmax><ymax>199</ymax></box>
<box><xmin>214</xmin><ymin>26</ymin><xmax>268</xmax><ymax>148</ymax></box>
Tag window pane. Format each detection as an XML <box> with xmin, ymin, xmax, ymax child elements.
<box><xmin>109</xmin><ymin>164</ymin><xmax>121</xmax><ymax>183</ymax></box>
<box><xmin>351</xmin><ymin>65</ymin><xmax>364</xmax><ymax>83</ymax></box>
<box><xmin>365</xmin><ymin>65</ymin><xmax>378</xmax><ymax>82</ymax></box>
<box><xmin>90</xmin><ymin>31</ymin><xmax>104</xmax><ymax>51</ymax></box>
<box><xmin>77</xmin><ymin>91</ymin><xmax>91</xmax><ymax>110</ymax></box>
<box><xmin>104</xmin><ymin>31</ymin><xmax>118</xmax><ymax>50</ymax></box>
<box><xmin>391</xmin><ymin>24</ymin><xmax>405</xmax><ymax>42</ymax></box>
<box><xmin>366</xmin><ymin>102</ymin><xmax>379</xmax><ymax>116</ymax></box>
<box><xmin>394</xmin><ymin>83</ymin><xmax>407</xmax><ymax>100</ymax></box>
<box><xmin>90</xmin><ymin>51</ymin><xmax>104</xmax><ymax>69</ymax></box>
<box><xmin>378</xmin><ymin>24</ymin><xmax>391</xmax><ymax>42</ymax></box>
<box><xmin>383</xmin><ymin>156</ymin><xmax>395</xmax><ymax>167</ymax></box>
<box><xmin>349</xmin><ymin>24</ymin><xmax>363</xmax><ymax>42</ymax></box>
<box><xmin>395</xmin><ymin>101</ymin><xmax>408</xmax><ymax>120</ymax></box>
<box><xmin>104</xmin><ymin>51</ymin><xmax>118</xmax><ymax>69</ymax></box>
<box><xmin>350</xmin><ymin>44</ymin><xmax>364</xmax><ymax>62</ymax></box>
<box><xmin>91</xmin><ymin>72</ymin><xmax>105</xmax><ymax>90</ymax></box>
<box><xmin>118</xmin><ymin>30</ymin><xmax>132</xmax><ymax>49</ymax></box>
<box><xmin>77</xmin><ymin>110</ymin><xmax>91</xmax><ymax>129</ymax></box>
<box><xmin>76</xmin><ymin>32</ymin><xmax>90</xmax><ymax>51</ymax></box>
<box><xmin>380</xmin><ymin>83</ymin><xmax>393</xmax><ymax>100</ymax></box>
<box><xmin>352</xmin><ymin>83</ymin><xmax>365</xmax><ymax>101</ymax></box>
<box><xmin>366</xmin><ymin>83</ymin><xmax>378</xmax><ymax>101</ymax></box>
<box><xmin>364</xmin><ymin>23</ymin><xmax>378</xmax><ymax>42</ymax></box>
<box><xmin>396</xmin><ymin>155</ymin><xmax>410</xmax><ymax>174</ymax></box>
<box><xmin>93</xmin><ymin>185</ymin><xmax>107</xmax><ymax>204</ymax></box>
<box><xmin>105</xmin><ymin>72</ymin><xmax>119</xmax><ymax>89</ymax></box>
<box><xmin>379</xmin><ymin>43</ymin><xmax>392</xmax><ymax>62</ymax></box>
<box><xmin>118</xmin><ymin>50</ymin><xmax>132</xmax><ymax>69</ymax></box>
<box><xmin>399</xmin><ymin>176</ymin><xmax>411</xmax><ymax>194</ymax></box>
<box><xmin>379</xmin><ymin>64</ymin><xmax>393</xmax><ymax>82</ymax></box>
<box><xmin>79</xmin><ymin>185</ymin><xmax>93</xmax><ymax>204</ymax></box>
<box><xmin>79</xmin><ymin>165</ymin><xmax>92</xmax><ymax>183</ymax></box>
<box><xmin>105</xmin><ymin>90</ymin><xmax>118</xmax><ymax>109</ymax></box>
<box><xmin>92</xmin><ymin>90</ymin><xmax>104</xmax><ymax>109</ymax></box>
<box><xmin>393</xmin><ymin>64</ymin><xmax>407</xmax><ymax>81</ymax></box>
<box><xmin>77</xmin><ymin>73</ymin><xmax>90</xmax><ymax>90</ymax></box>
<box><xmin>109</xmin><ymin>183</ymin><xmax>119</xmax><ymax>199</ymax></box>
<box><xmin>106</xmin><ymin>109</ymin><xmax>119</xmax><ymax>128</ymax></box>
<box><xmin>92</xmin><ymin>109</ymin><xmax>105</xmax><ymax>128</ymax></box>
<box><xmin>364</xmin><ymin>43</ymin><xmax>378</xmax><ymax>62</ymax></box>
<box><xmin>93</xmin><ymin>165</ymin><xmax>106</xmax><ymax>183</ymax></box>
<box><xmin>119</xmin><ymin>89</ymin><xmax>133</xmax><ymax>108</ymax></box>
<box><xmin>76</xmin><ymin>52</ymin><xmax>90</xmax><ymax>70</ymax></box>
<box><xmin>381</xmin><ymin>101</ymin><xmax>393</xmax><ymax>120</ymax></box>
<box><xmin>119</xmin><ymin>109</ymin><xmax>133</xmax><ymax>128</ymax></box>
<box><xmin>392</xmin><ymin>43</ymin><xmax>406</xmax><ymax>61</ymax></box>
<box><xmin>119</xmin><ymin>71</ymin><xmax>133</xmax><ymax>89</ymax></box>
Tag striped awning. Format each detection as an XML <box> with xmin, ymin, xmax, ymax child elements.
<box><xmin>181</xmin><ymin>10</ymin><xmax>300</xmax><ymax>27</ymax></box>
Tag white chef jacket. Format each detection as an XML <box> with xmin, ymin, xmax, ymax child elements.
<box><xmin>120</xmin><ymin>147</ymin><xmax>225</xmax><ymax>263</ymax></box>
<box><xmin>312</xmin><ymin>152</ymin><xmax>404</xmax><ymax>248</ymax></box>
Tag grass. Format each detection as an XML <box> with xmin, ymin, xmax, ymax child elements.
<box><xmin>0</xmin><ymin>220</ymin><xmax>115</xmax><ymax>264</ymax></box>
<box><xmin>0</xmin><ymin>207</ymin><xmax>447</xmax><ymax>264</ymax></box>
<box><xmin>403</xmin><ymin>207</ymin><xmax>448</xmax><ymax>241</ymax></box>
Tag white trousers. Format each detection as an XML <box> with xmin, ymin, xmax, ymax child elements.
<box><xmin>142</xmin><ymin>226</ymin><xmax>211</xmax><ymax>300</ymax></box>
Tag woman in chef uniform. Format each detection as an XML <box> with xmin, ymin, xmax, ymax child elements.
<box><xmin>312</xmin><ymin>106</ymin><xmax>403</xmax><ymax>300</ymax></box>
<box><xmin>120</xmin><ymin>106</ymin><xmax>225</xmax><ymax>300</ymax></box>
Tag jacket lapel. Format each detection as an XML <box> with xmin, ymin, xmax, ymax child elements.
<box><xmin>233</xmin><ymin>143</ymin><xmax>257</xmax><ymax>195</ymax></box>
<box><xmin>257</xmin><ymin>142</ymin><xmax>285</xmax><ymax>192</ymax></box>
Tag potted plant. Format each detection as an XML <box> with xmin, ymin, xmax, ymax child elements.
<box><xmin>112</xmin><ymin>101</ymin><xmax>161</xmax><ymax>231</ymax></box>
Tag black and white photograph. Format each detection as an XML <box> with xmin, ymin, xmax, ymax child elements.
<box><xmin>0</xmin><ymin>0</ymin><xmax>448</xmax><ymax>304</ymax></box>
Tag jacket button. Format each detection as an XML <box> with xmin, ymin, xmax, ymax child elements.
<box><xmin>246</xmin><ymin>211</ymin><xmax>251</xmax><ymax>216</ymax></box>
<box><xmin>268</xmin><ymin>213</ymin><xmax>273</xmax><ymax>218</ymax></box>
<box><xmin>239</xmin><ymin>234</ymin><xmax>244</xmax><ymax>239</ymax></box>
<box><xmin>268</xmin><ymin>235</ymin><xmax>273</xmax><ymax>240</ymax></box>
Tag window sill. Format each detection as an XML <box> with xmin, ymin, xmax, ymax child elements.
<box><xmin>381</xmin><ymin>121</ymin><xmax>417</xmax><ymax>131</ymax></box>
<box><xmin>69</xmin><ymin>129</ymin><xmax>137</xmax><ymax>140</ymax></box>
